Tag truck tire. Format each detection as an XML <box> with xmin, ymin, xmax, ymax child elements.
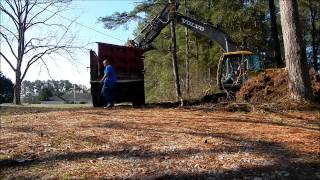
<box><xmin>132</xmin><ymin>82</ymin><xmax>145</xmax><ymax>107</ymax></box>
<box><xmin>132</xmin><ymin>96</ymin><xmax>145</xmax><ymax>107</ymax></box>
<box><xmin>92</xmin><ymin>94</ymin><xmax>99</xmax><ymax>107</ymax></box>
<box><xmin>91</xmin><ymin>83</ymin><xmax>102</xmax><ymax>107</ymax></box>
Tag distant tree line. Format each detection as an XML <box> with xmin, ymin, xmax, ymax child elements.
<box><xmin>0</xmin><ymin>73</ymin><xmax>14</xmax><ymax>104</ymax></box>
<box><xmin>21</xmin><ymin>80</ymin><xmax>89</xmax><ymax>104</ymax></box>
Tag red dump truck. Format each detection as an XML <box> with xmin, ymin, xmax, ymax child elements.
<box><xmin>90</xmin><ymin>42</ymin><xmax>145</xmax><ymax>107</ymax></box>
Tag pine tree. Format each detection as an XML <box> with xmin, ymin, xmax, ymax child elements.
<box><xmin>279</xmin><ymin>0</ymin><xmax>313</xmax><ymax>101</ymax></box>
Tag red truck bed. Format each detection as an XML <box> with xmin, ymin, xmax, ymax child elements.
<box><xmin>90</xmin><ymin>42</ymin><xmax>145</xmax><ymax>107</ymax></box>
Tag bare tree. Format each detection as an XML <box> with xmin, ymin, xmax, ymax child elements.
<box><xmin>184</xmin><ymin>0</ymin><xmax>190</xmax><ymax>96</ymax></box>
<box><xmin>0</xmin><ymin>0</ymin><xmax>79</xmax><ymax>104</ymax></box>
<box><xmin>279</xmin><ymin>0</ymin><xmax>313</xmax><ymax>101</ymax></box>
<box><xmin>169</xmin><ymin>0</ymin><xmax>183</xmax><ymax>105</ymax></box>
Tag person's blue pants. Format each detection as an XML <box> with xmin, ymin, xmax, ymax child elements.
<box><xmin>101</xmin><ymin>85</ymin><xmax>114</xmax><ymax>105</ymax></box>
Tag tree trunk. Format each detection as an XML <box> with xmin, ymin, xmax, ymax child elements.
<box><xmin>184</xmin><ymin>0</ymin><xmax>190</xmax><ymax>95</ymax></box>
<box><xmin>308</xmin><ymin>0</ymin><xmax>319</xmax><ymax>72</ymax></box>
<box><xmin>14</xmin><ymin>30</ymin><xmax>24</xmax><ymax>105</ymax></box>
<box><xmin>14</xmin><ymin>70</ymin><xmax>21</xmax><ymax>105</ymax></box>
<box><xmin>169</xmin><ymin>0</ymin><xmax>183</xmax><ymax>105</ymax></box>
<box><xmin>208</xmin><ymin>0</ymin><xmax>212</xmax><ymax>9</ymax></box>
<box><xmin>311</xmin><ymin>20</ymin><xmax>318</xmax><ymax>72</ymax></box>
<box><xmin>279</xmin><ymin>0</ymin><xmax>313</xmax><ymax>101</ymax></box>
<box><xmin>269</xmin><ymin>0</ymin><xmax>284</xmax><ymax>67</ymax></box>
<box><xmin>195</xmin><ymin>36</ymin><xmax>199</xmax><ymax>81</ymax></box>
<box><xmin>14</xmin><ymin>12</ymin><xmax>25</xmax><ymax>105</ymax></box>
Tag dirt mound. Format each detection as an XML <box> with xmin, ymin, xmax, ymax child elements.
<box><xmin>237</xmin><ymin>68</ymin><xmax>320</xmax><ymax>103</ymax></box>
<box><xmin>310</xmin><ymin>69</ymin><xmax>320</xmax><ymax>96</ymax></box>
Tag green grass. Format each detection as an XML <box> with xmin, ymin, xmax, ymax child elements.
<box><xmin>0</xmin><ymin>154</ymin><xmax>9</xmax><ymax>160</ymax></box>
<box><xmin>272</xmin><ymin>116</ymin><xmax>285</xmax><ymax>125</ymax></box>
<box><xmin>2</xmin><ymin>103</ymin><xmax>92</xmax><ymax>108</ymax></box>
<box><xmin>0</xmin><ymin>103</ymin><xmax>92</xmax><ymax>116</ymax></box>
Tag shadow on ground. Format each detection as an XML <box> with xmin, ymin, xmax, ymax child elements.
<box><xmin>1</xmin><ymin>125</ymin><xmax>319</xmax><ymax>179</ymax></box>
<box><xmin>1</xmin><ymin>106</ymin><xmax>319</xmax><ymax>179</ymax></box>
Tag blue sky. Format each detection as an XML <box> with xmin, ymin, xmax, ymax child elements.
<box><xmin>0</xmin><ymin>0</ymin><xmax>142</xmax><ymax>87</ymax></box>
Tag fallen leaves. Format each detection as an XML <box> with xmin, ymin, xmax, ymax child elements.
<box><xmin>0</xmin><ymin>108</ymin><xmax>319</xmax><ymax>179</ymax></box>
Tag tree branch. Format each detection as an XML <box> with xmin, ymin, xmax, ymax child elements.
<box><xmin>12</xmin><ymin>0</ymin><xmax>21</xmax><ymax>15</ymax></box>
<box><xmin>26</xmin><ymin>0</ymin><xmax>38</xmax><ymax>14</ymax></box>
<box><xmin>40</xmin><ymin>57</ymin><xmax>55</xmax><ymax>81</ymax></box>
<box><xmin>24</xmin><ymin>14</ymin><xmax>78</xmax><ymax>56</ymax></box>
<box><xmin>21</xmin><ymin>45</ymin><xmax>73</xmax><ymax>81</ymax></box>
<box><xmin>0</xmin><ymin>51</ymin><xmax>16</xmax><ymax>71</ymax></box>
<box><xmin>0</xmin><ymin>25</ymin><xmax>18</xmax><ymax>40</ymax></box>
<box><xmin>22</xmin><ymin>1</ymin><xmax>29</xmax><ymax>27</ymax></box>
<box><xmin>29</xmin><ymin>22</ymin><xmax>69</xmax><ymax>30</ymax></box>
<box><xmin>4</xmin><ymin>0</ymin><xmax>19</xmax><ymax>18</ymax></box>
<box><xmin>26</xmin><ymin>1</ymin><xmax>57</xmax><ymax>29</ymax></box>
<box><xmin>24</xmin><ymin>35</ymin><xmax>58</xmax><ymax>53</ymax></box>
<box><xmin>0</xmin><ymin>3</ymin><xmax>19</xmax><ymax>29</ymax></box>
<box><xmin>56</xmin><ymin>16</ymin><xmax>78</xmax><ymax>45</ymax></box>
<box><xmin>0</xmin><ymin>31</ymin><xmax>18</xmax><ymax>59</ymax></box>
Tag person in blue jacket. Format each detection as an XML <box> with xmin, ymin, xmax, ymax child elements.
<box><xmin>100</xmin><ymin>59</ymin><xmax>117</xmax><ymax>108</ymax></box>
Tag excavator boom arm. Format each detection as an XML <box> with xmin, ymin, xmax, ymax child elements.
<box><xmin>173</xmin><ymin>13</ymin><xmax>237</xmax><ymax>52</ymax></box>
<box><xmin>133</xmin><ymin>4</ymin><xmax>172</xmax><ymax>50</ymax></box>
<box><xmin>133</xmin><ymin>3</ymin><xmax>237</xmax><ymax>52</ymax></box>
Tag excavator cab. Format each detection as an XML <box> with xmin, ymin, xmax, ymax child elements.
<box><xmin>217</xmin><ymin>51</ymin><xmax>263</xmax><ymax>91</ymax></box>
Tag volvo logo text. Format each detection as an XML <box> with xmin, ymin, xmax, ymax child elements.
<box><xmin>182</xmin><ymin>18</ymin><xmax>205</xmax><ymax>31</ymax></box>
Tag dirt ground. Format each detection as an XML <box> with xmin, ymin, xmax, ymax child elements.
<box><xmin>1</xmin><ymin>106</ymin><xmax>319</xmax><ymax>179</ymax></box>
<box><xmin>236</xmin><ymin>68</ymin><xmax>320</xmax><ymax>104</ymax></box>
